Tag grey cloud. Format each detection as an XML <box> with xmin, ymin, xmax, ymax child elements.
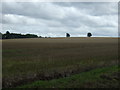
<box><xmin>1</xmin><ymin>2</ymin><xmax>118</xmax><ymax>37</ymax></box>
<box><xmin>2</xmin><ymin>2</ymin><xmax>66</xmax><ymax>20</ymax></box>
<box><xmin>54</xmin><ymin>2</ymin><xmax>118</xmax><ymax>16</ymax></box>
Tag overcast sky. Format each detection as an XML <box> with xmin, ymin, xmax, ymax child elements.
<box><xmin>1</xmin><ymin>2</ymin><xmax>118</xmax><ymax>37</ymax></box>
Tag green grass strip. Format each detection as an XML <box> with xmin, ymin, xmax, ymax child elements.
<box><xmin>18</xmin><ymin>65</ymin><xmax>119</xmax><ymax>88</ymax></box>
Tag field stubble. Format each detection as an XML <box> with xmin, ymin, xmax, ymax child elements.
<box><xmin>2</xmin><ymin>37</ymin><xmax>119</xmax><ymax>88</ymax></box>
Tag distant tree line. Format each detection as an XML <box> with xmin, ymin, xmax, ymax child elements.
<box><xmin>0</xmin><ymin>31</ymin><xmax>39</xmax><ymax>39</ymax></box>
<box><xmin>0</xmin><ymin>31</ymin><xmax>93</xmax><ymax>39</ymax></box>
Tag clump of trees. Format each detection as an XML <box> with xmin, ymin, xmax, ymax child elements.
<box><xmin>1</xmin><ymin>31</ymin><xmax>39</xmax><ymax>39</ymax></box>
<box><xmin>87</xmin><ymin>32</ymin><xmax>92</xmax><ymax>37</ymax></box>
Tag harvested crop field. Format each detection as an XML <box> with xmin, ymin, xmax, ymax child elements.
<box><xmin>2</xmin><ymin>37</ymin><xmax>119</xmax><ymax>88</ymax></box>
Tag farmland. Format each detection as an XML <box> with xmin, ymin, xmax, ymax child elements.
<box><xmin>2</xmin><ymin>37</ymin><xmax>119</xmax><ymax>88</ymax></box>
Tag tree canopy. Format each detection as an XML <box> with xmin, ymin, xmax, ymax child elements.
<box><xmin>66</xmin><ymin>33</ymin><xmax>70</xmax><ymax>37</ymax></box>
<box><xmin>2</xmin><ymin>31</ymin><xmax>38</xmax><ymax>39</ymax></box>
<box><xmin>87</xmin><ymin>32</ymin><xmax>92</xmax><ymax>37</ymax></box>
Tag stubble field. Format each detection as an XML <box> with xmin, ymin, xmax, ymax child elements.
<box><xmin>2</xmin><ymin>37</ymin><xmax>119</xmax><ymax>88</ymax></box>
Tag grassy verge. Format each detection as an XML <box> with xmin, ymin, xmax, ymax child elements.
<box><xmin>18</xmin><ymin>65</ymin><xmax>119</xmax><ymax>88</ymax></box>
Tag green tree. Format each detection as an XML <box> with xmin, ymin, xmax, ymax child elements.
<box><xmin>87</xmin><ymin>32</ymin><xmax>92</xmax><ymax>37</ymax></box>
<box><xmin>5</xmin><ymin>31</ymin><xmax>11</xmax><ymax>39</ymax></box>
<box><xmin>66</xmin><ymin>33</ymin><xmax>70</xmax><ymax>37</ymax></box>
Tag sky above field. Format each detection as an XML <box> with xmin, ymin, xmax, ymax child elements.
<box><xmin>1</xmin><ymin>2</ymin><xmax>118</xmax><ymax>37</ymax></box>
